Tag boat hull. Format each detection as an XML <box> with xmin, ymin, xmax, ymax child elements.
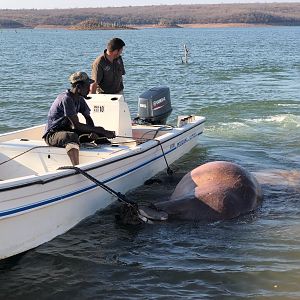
<box><xmin>0</xmin><ymin>117</ymin><xmax>205</xmax><ymax>259</ymax></box>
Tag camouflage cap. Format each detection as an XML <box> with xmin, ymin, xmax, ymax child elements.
<box><xmin>69</xmin><ymin>71</ymin><xmax>94</xmax><ymax>84</ymax></box>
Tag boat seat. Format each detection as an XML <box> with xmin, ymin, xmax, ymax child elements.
<box><xmin>0</xmin><ymin>139</ymin><xmax>48</xmax><ymax>148</ymax></box>
<box><xmin>0</xmin><ymin>139</ymin><xmax>69</xmax><ymax>177</ymax></box>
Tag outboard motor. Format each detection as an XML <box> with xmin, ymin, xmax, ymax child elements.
<box><xmin>137</xmin><ymin>87</ymin><xmax>172</xmax><ymax>125</ymax></box>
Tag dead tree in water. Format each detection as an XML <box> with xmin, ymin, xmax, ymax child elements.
<box><xmin>181</xmin><ymin>44</ymin><xmax>189</xmax><ymax>64</ymax></box>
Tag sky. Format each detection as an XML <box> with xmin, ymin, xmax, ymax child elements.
<box><xmin>0</xmin><ymin>0</ymin><xmax>299</xmax><ymax>10</ymax></box>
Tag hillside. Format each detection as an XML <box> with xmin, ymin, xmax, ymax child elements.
<box><xmin>1</xmin><ymin>3</ymin><xmax>300</xmax><ymax>29</ymax></box>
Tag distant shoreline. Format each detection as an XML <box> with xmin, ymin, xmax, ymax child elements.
<box><xmin>180</xmin><ymin>23</ymin><xmax>273</xmax><ymax>28</ymax></box>
<box><xmin>34</xmin><ymin>23</ymin><xmax>277</xmax><ymax>30</ymax></box>
<box><xmin>132</xmin><ymin>23</ymin><xmax>274</xmax><ymax>29</ymax></box>
<box><xmin>0</xmin><ymin>23</ymin><xmax>290</xmax><ymax>30</ymax></box>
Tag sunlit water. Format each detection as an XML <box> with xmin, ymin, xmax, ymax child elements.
<box><xmin>0</xmin><ymin>27</ymin><xmax>299</xmax><ymax>299</ymax></box>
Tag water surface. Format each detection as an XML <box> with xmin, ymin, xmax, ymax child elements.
<box><xmin>0</xmin><ymin>27</ymin><xmax>299</xmax><ymax>299</ymax></box>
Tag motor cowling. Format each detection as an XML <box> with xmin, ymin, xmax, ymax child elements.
<box><xmin>137</xmin><ymin>87</ymin><xmax>172</xmax><ymax>125</ymax></box>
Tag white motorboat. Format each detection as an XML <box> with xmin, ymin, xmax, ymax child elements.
<box><xmin>0</xmin><ymin>87</ymin><xmax>205</xmax><ymax>260</ymax></box>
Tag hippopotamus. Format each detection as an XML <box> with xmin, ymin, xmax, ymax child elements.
<box><xmin>117</xmin><ymin>161</ymin><xmax>263</xmax><ymax>224</ymax></box>
<box><xmin>150</xmin><ymin>161</ymin><xmax>263</xmax><ymax>222</ymax></box>
<box><xmin>120</xmin><ymin>161</ymin><xmax>262</xmax><ymax>224</ymax></box>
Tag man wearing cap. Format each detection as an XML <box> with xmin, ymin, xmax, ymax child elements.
<box><xmin>90</xmin><ymin>37</ymin><xmax>125</xmax><ymax>94</ymax></box>
<box><xmin>43</xmin><ymin>71</ymin><xmax>115</xmax><ymax>166</ymax></box>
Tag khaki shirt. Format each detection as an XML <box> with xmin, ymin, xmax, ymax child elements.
<box><xmin>91</xmin><ymin>50</ymin><xmax>125</xmax><ymax>94</ymax></box>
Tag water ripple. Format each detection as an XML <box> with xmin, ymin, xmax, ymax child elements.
<box><xmin>0</xmin><ymin>27</ymin><xmax>300</xmax><ymax>299</ymax></box>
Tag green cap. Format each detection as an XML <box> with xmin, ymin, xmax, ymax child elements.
<box><xmin>69</xmin><ymin>71</ymin><xmax>94</xmax><ymax>84</ymax></box>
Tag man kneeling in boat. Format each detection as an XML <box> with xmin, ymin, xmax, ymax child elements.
<box><xmin>43</xmin><ymin>71</ymin><xmax>115</xmax><ymax>165</ymax></box>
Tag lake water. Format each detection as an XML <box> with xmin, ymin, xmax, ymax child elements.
<box><xmin>0</xmin><ymin>27</ymin><xmax>299</xmax><ymax>299</ymax></box>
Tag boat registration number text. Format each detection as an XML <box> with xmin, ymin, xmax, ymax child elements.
<box><xmin>93</xmin><ymin>105</ymin><xmax>105</xmax><ymax>113</ymax></box>
<box><xmin>169</xmin><ymin>132</ymin><xmax>198</xmax><ymax>150</ymax></box>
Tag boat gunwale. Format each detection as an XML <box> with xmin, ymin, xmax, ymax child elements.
<box><xmin>0</xmin><ymin>118</ymin><xmax>205</xmax><ymax>192</ymax></box>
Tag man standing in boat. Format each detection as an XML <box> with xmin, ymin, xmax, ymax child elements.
<box><xmin>43</xmin><ymin>71</ymin><xmax>115</xmax><ymax>166</ymax></box>
<box><xmin>90</xmin><ymin>37</ymin><xmax>125</xmax><ymax>94</ymax></box>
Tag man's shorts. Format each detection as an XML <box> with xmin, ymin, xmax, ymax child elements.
<box><xmin>44</xmin><ymin>131</ymin><xmax>80</xmax><ymax>147</ymax></box>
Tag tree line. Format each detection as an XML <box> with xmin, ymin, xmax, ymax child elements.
<box><xmin>1</xmin><ymin>3</ymin><xmax>300</xmax><ymax>28</ymax></box>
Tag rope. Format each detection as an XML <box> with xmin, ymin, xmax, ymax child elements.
<box><xmin>0</xmin><ymin>145</ymin><xmax>49</xmax><ymax>166</ymax></box>
<box><xmin>57</xmin><ymin>166</ymin><xmax>149</xmax><ymax>224</ymax></box>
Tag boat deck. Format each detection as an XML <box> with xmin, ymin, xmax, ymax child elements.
<box><xmin>0</xmin><ymin>137</ymin><xmax>138</xmax><ymax>180</ymax></box>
